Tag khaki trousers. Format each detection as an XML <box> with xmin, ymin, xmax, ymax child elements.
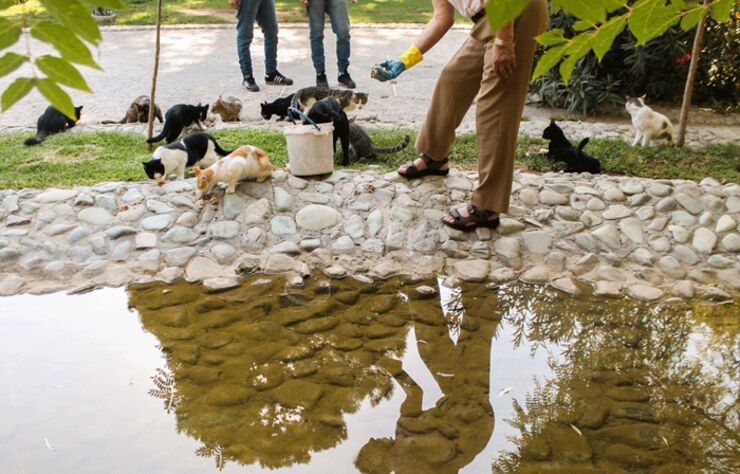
<box><xmin>416</xmin><ymin>0</ymin><xmax>548</xmax><ymax>213</ymax></box>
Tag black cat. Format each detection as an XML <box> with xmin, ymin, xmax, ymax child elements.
<box><xmin>305</xmin><ymin>96</ymin><xmax>350</xmax><ymax>166</ymax></box>
<box><xmin>24</xmin><ymin>105</ymin><xmax>83</xmax><ymax>146</ymax></box>
<box><xmin>146</xmin><ymin>103</ymin><xmax>209</xmax><ymax>144</ymax></box>
<box><xmin>260</xmin><ymin>94</ymin><xmax>294</xmax><ymax>121</ymax></box>
<box><xmin>542</xmin><ymin>120</ymin><xmax>601</xmax><ymax>173</ymax></box>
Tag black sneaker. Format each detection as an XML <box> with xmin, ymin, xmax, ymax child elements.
<box><xmin>316</xmin><ymin>72</ymin><xmax>329</xmax><ymax>88</ymax></box>
<box><xmin>338</xmin><ymin>72</ymin><xmax>356</xmax><ymax>89</ymax></box>
<box><xmin>243</xmin><ymin>76</ymin><xmax>259</xmax><ymax>92</ymax></box>
<box><xmin>265</xmin><ymin>70</ymin><xmax>293</xmax><ymax>86</ymax></box>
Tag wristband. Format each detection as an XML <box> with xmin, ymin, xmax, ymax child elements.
<box><xmin>494</xmin><ymin>38</ymin><xmax>516</xmax><ymax>49</ymax></box>
<box><xmin>399</xmin><ymin>44</ymin><xmax>423</xmax><ymax>70</ymax></box>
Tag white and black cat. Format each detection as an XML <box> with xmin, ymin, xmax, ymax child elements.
<box><xmin>290</xmin><ymin>87</ymin><xmax>368</xmax><ymax>116</ymax></box>
<box><xmin>24</xmin><ymin>105</ymin><xmax>83</xmax><ymax>146</ymax></box>
<box><xmin>625</xmin><ymin>95</ymin><xmax>674</xmax><ymax>147</ymax></box>
<box><xmin>142</xmin><ymin>132</ymin><xmax>232</xmax><ymax>183</ymax></box>
<box><xmin>349</xmin><ymin>121</ymin><xmax>410</xmax><ymax>160</ymax></box>
<box><xmin>146</xmin><ymin>103</ymin><xmax>209</xmax><ymax>144</ymax></box>
<box><xmin>542</xmin><ymin>120</ymin><xmax>601</xmax><ymax>173</ymax></box>
<box><xmin>305</xmin><ymin>96</ymin><xmax>351</xmax><ymax>166</ymax></box>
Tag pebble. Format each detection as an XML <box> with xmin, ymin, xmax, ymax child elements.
<box><xmin>141</xmin><ymin>214</ymin><xmax>173</xmax><ymax>231</ymax></box>
<box><xmin>122</xmin><ymin>188</ymin><xmax>144</xmax><ymax>203</ymax></box>
<box><xmin>629</xmin><ymin>284</ymin><xmax>664</xmax><ymax>301</ymax></box>
<box><xmin>520</xmin><ymin>265</ymin><xmax>549</xmax><ymax>284</ymax></box>
<box><xmin>111</xmin><ymin>241</ymin><xmax>133</xmax><ymax>262</ymax></box>
<box><xmin>211</xmin><ymin>243</ymin><xmax>236</xmax><ymax>264</ymax></box>
<box><xmin>94</xmin><ymin>194</ymin><xmax>117</xmax><ymax>212</ymax></box>
<box><xmin>721</xmin><ymin>233</ymin><xmax>740</xmax><ymax>252</ymax></box>
<box><xmin>497</xmin><ymin>218</ymin><xmax>526</xmax><ymax>235</ymax></box>
<box><xmin>165</xmin><ymin>247</ymin><xmax>197</xmax><ymax>267</ymax></box>
<box><xmin>135</xmin><ymin>232</ymin><xmax>157</xmax><ymax>249</ymax></box>
<box><xmin>602</xmin><ymin>205</ymin><xmax>632</xmax><ymax>220</ymax></box>
<box><xmin>274</xmin><ymin>187</ymin><xmax>294</xmax><ymax>212</ymax></box>
<box><xmin>68</xmin><ymin>226</ymin><xmax>91</xmax><ymax>243</ymax></box>
<box><xmin>210</xmin><ymin>220</ymin><xmax>240</xmax><ymax>239</ymax></box>
<box><xmin>655</xmin><ymin>197</ymin><xmax>676</xmax><ymax>212</ymax></box>
<box><xmin>300</xmin><ymin>238</ymin><xmax>322</xmax><ymax>251</ymax></box>
<box><xmin>648</xmin><ymin>183</ymin><xmax>672</xmax><ymax>197</ymax></box>
<box><xmin>104</xmin><ymin>225</ymin><xmax>136</xmax><ymax>239</ymax></box>
<box><xmin>146</xmin><ymin>199</ymin><xmax>175</xmax><ymax>214</ymax></box>
<box><xmin>36</xmin><ymin>189</ymin><xmax>77</xmax><ymax>203</ymax></box>
<box><xmin>716</xmin><ymin>215</ymin><xmax>736</xmax><ymax>233</ymax></box>
<box><xmin>692</xmin><ymin>228</ymin><xmax>717</xmax><ymax>253</ymax></box>
<box><xmin>453</xmin><ymin>259</ymin><xmax>489</xmax><ymax>282</ymax></box>
<box><xmin>522</xmin><ymin>231</ymin><xmax>552</xmax><ymax>254</ymax></box>
<box><xmin>78</xmin><ymin>207</ymin><xmax>113</xmax><ymax>227</ymax></box>
<box><xmin>242</xmin><ymin>198</ymin><xmax>271</xmax><ymax>225</ymax></box>
<box><xmin>332</xmin><ymin>236</ymin><xmax>355</xmax><ymax>253</ymax></box>
<box><xmin>675</xmin><ymin>193</ymin><xmax>703</xmax><ymax>215</ymax></box>
<box><xmin>270</xmin><ymin>216</ymin><xmax>297</xmax><ymax>235</ymax></box>
<box><xmin>603</xmin><ymin>188</ymin><xmax>625</xmax><ymax>201</ymax></box>
<box><xmin>271</xmin><ymin>241</ymin><xmax>301</xmax><ymax>254</ymax></box>
<box><xmin>586</xmin><ymin>197</ymin><xmax>606</xmax><ymax>211</ymax></box>
<box><xmin>592</xmin><ymin>224</ymin><xmax>621</xmax><ymax>249</ymax></box>
<box><xmin>539</xmin><ymin>190</ymin><xmax>568</xmax><ymax>205</ymax></box>
<box><xmin>296</xmin><ymin>204</ymin><xmax>338</xmax><ymax>231</ymax></box>
<box><xmin>671</xmin><ymin>210</ymin><xmax>696</xmax><ymax>227</ymax></box>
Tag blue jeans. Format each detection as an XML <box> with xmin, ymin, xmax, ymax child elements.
<box><xmin>236</xmin><ymin>0</ymin><xmax>278</xmax><ymax>78</ymax></box>
<box><xmin>307</xmin><ymin>0</ymin><xmax>351</xmax><ymax>74</ymax></box>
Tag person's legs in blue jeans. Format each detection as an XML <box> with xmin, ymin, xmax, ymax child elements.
<box><xmin>256</xmin><ymin>0</ymin><xmax>279</xmax><ymax>75</ymax></box>
<box><xmin>327</xmin><ymin>0</ymin><xmax>350</xmax><ymax>74</ymax></box>
<box><xmin>307</xmin><ymin>0</ymin><xmax>327</xmax><ymax>74</ymax></box>
<box><xmin>236</xmin><ymin>0</ymin><xmax>262</xmax><ymax>78</ymax></box>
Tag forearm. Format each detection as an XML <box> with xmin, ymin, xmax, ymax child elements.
<box><xmin>496</xmin><ymin>21</ymin><xmax>515</xmax><ymax>43</ymax></box>
<box><xmin>413</xmin><ymin>7</ymin><xmax>455</xmax><ymax>54</ymax></box>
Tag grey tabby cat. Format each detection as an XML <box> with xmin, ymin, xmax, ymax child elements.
<box><xmin>290</xmin><ymin>87</ymin><xmax>368</xmax><ymax>115</ymax></box>
<box><xmin>349</xmin><ymin>121</ymin><xmax>410</xmax><ymax>159</ymax></box>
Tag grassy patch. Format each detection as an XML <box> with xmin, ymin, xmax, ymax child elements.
<box><xmin>0</xmin><ymin>129</ymin><xmax>737</xmax><ymax>189</ymax></box>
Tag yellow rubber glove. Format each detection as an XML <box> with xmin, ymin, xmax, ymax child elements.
<box><xmin>399</xmin><ymin>44</ymin><xmax>423</xmax><ymax>70</ymax></box>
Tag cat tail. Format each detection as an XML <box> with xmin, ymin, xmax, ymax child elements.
<box><xmin>146</xmin><ymin>124</ymin><xmax>169</xmax><ymax>144</ymax></box>
<box><xmin>370</xmin><ymin>134</ymin><xmax>411</xmax><ymax>155</ymax></box>
<box><xmin>576</xmin><ymin>137</ymin><xmax>590</xmax><ymax>152</ymax></box>
<box><xmin>101</xmin><ymin>117</ymin><xmax>126</xmax><ymax>124</ymax></box>
<box><xmin>212</xmin><ymin>140</ymin><xmax>234</xmax><ymax>157</ymax></box>
<box><xmin>24</xmin><ymin>132</ymin><xmax>48</xmax><ymax>146</ymax></box>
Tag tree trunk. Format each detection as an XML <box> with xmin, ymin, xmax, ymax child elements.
<box><xmin>147</xmin><ymin>0</ymin><xmax>163</xmax><ymax>151</ymax></box>
<box><xmin>676</xmin><ymin>1</ymin><xmax>710</xmax><ymax>148</ymax></box>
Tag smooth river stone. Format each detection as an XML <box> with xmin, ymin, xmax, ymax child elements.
<box><xmin>296</xmin><ymin>205</ymin><xmax>339</xmax><ymax>231</ymax></box>
<box><xmin>619</xmin><ymin>218</ymin><xmax>644</xmax><ymax>244</ymax></box>
<box><xmin>629</xmin><ymin>284</ymin><xmax>664</xmax><ymax>301</ymax></box>
<box><xmin>522</xmin><ymin>231</ymin><xmax>552</xmax><ymax>255</ymax></box>
<box><xmin>721</xmin><ymin>233</ymin><xmax>740</xmax><ymax>252</ymax></box>
<box><xmin>141</xmin><ymin>214</ymin><xmax>173</xmax><ymax>231</ymax></box>
<box><xmin>602</xmin><ymin>205</ymin><xmax>632</xmax><ymax>220</ymax></box>
<box><xmin>539</xmin><ymin>190</ymin><xmax>568</xmax><ymax>205</ymax></box>
<box><xmin>78</xmin><ymin>207</ymin><xmax>113</xmax><ymax>226</ymax></box>
<box><xmin>146</xmin><ymin>199</ymin><xmax>175</xmax><ymax>214</ymax></box>
<box><xmin>715</xmin><ymin>215</ymin><xmax>736</xmax><ymax>233</ymax></box>
<box><xmin>692</xmin><ymin>228</ymin><xmax>717</xmax><ymax>253</ymax></box>
<box><xmin>273</xmin><ymin>187</ymin><xmax>294</xmax><ymax>212</ymax></box>
<box><xmin>270</xmin><ymin>216</ymin><xmax>297</xmax><ymax>235</ymax></box>
<box><xmin>210</xmin><ymin>221</ymin><xmax>241</xmax><ymax>239</ymax></box>
<box><xmin>36</xmin><ymin>189</ymin><xmax>77</xmax><ymax>203</ymax></box>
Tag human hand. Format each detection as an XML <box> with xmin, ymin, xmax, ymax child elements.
<box><xmin>371</xmin><ymin>59</ymin><xmax>405</xmax><ymax>82</ymax></box>
<box><xmin>229</xmin><ymin>0</ymin><xmax>240</xmax><ymax>10</ymax></box>
<box><xmin>300</xmin><ymin>0</ymin><xmax>309</xmax><ymax>6</ymax></box>
<box><xmin>492</xmin><ymin>43</ymin><xmax>516</xmax><ymax>78</ymax></box>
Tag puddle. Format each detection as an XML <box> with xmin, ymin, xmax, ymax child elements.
<box><xmin>0</xmin><ymin>275</ymin><xmax>737</xmax><ymax>473</ymax></box>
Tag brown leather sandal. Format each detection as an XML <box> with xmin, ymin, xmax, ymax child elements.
<box><xmin>442</xmin><ymin>204</ymin><xmax>500</xmax><ymax>231</ymax></box>
<box><xmin>398</xmin><ymin>154</ymin><xmax>449</xmax><ymax>179</ymax></box>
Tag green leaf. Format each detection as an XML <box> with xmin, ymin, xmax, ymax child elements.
<box><xmin>603</xmin><ymin>0</ymin><xmax>628</xmax><ymax>12</ymax></box>
<box><xmin>2</xmin><ymin>77</ymin><xmax>36</xmax><ymax>112</ymax></box>
<box><xmin>30</xmin><ymin>21</ymin><xmax>100</xmax><ymax>69</ymax></box>
<box><xmin>709</xmin><ymin>0</ymin><xmax>734</xmax><ymax>22</ymax></box>
<box><xmin>0</xmin><ymin>51</ymin><xmax>27</xmax><ymax>78</ymax></box>
<box><xmin>536</xmin><ymin>28</ymin><xmax>567</xmax><ymax>46</ymax></box>
<box><xmin>680</xmin><ymin>7</ymin><xmax>708</xmax><ymax>30</ymax></box>
<box><xmin>628</xmin><ymin>0</ymin><xmax>681</xmax><ymax>45</ymax></box>
<box><xmin>40</xmin><ymin>0</ymin><xmax>101</xmax><ymax>45</ymax></box>
<box><xmin>485</xmin><ymin>0</ymin><xmax>530</xmax><ymax>33</ymax></box>
<box><xmin>560</xmin><ymin>34</ymin><xmax>593</xmax><ymax>84</ymax></box>
<box><xmin>573</xmin><ymin>20</ymin><xmax>595</xmax><ymax>31</ymax></box>
<box><xmin>532</xmin><ymin>44</ymin><xmax>568</xmax><ymax>82</ymax></box>
<box><xmin>0</xmin><ymin>17</ymin><xmax>21</xmax><ymax>51</ymax></box>
<box><xmin>671</xmin><ymin>0</ymin><xmax>700</xmax><ymax>9</ymax></box>
<box><xmin>551</xmin><ymin>0</ymin><xmax>607</xmax><ymax>23</ymax></box>
<box><xmin>592</xmin><ymin>17</ymin><xmax>627</xmax><ymax>61</ymax></box>
<box><xmin>78</xmin><ymin>0</ymin><xmax>126</xmax><ymax>8</ymax></box>
<box><xmin>36</xmin><ymin>55</ymin><xmax>92</xmax><ymax>92</ymax></box>
<box><xmin>36</xmin><ymin>78</ymin><xmax>76</xmax><ymax>119</ymax></box>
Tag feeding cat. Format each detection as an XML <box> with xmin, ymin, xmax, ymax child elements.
<box><xmin>211</xmin><ymin>96</ymin><xmax>242</xmax><ymax>122</ymax></box>
<box><xmin>290</xmin><ymin>87</ymin><xmax>368</xmax><ymax>116</ymax></box>
<box><xmin>542</xmin><ymin>120</ymin><xmax>601</xmax><ymax>173</ymax></box>
<box><xmin>193</xmin><ymin>145</ymin><xmax>281</xmax><ymax>196</ymax></box>
<box><xmin>146</xmin><ymin>103</ymin><xmax>209</xmax><ymax>144</ymax></box>
<box><xmin>142</xmin><ymin>132</ymin><xmax>233</xmax><ymax>184</ymax></box>
<box><xmin>24</xmin><ymin>105</ymin><xmax>83</xmax><ymax>146</ymax></box>
<box><xmin>305</xmin><ymin>96</ymin><xmax>351</xmax><ymax>166</ymax></box>
<box><xmin>260</xmin><ymin>93</ymin><xmax>295</xmax><ymax>121</ymax></box>
<box><xmin>102</xmin><ymin>95</ymin><xmax>163</xmax><ymax>124</ymax></box>
<box><xmin>625</xmin><ymin>95</ymin><xmax>675</xmax><ymax>147</ymax></box>
<box><xmin>348</xmin><ymin>120</ymin><xmax>410</xmax><ymax>160</ymax></box>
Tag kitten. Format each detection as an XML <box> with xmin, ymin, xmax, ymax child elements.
<box><xmin>193</xmin><ymin>145</ymin><xmax>280</xmax><ymax>196</ymax></box>
<box><xmin>260</xmin><ymin>93</ymin><xmax>295</xmax><ymax>121</ymax></box>
<box><xmin>542</xmin><ymin>120</ymin><xmax>601</xmax><ymax>173</ymax></box>
<box><xmin>146</xmin><ymin>103</ymin><xmax>209</xmax><ymax>144</ymax></box>
<box><xmin>349</xmin><ymin>121</ymin><xmax>410</xmax><ymax>159</ymax></box>
<box><xmin>211</xmin><ymin>96</ymin><xmax>242</xmax><ymax>122</ymax></box>
<box><xmin>625</xmin><ymin>95</ymin><xmax>675</xmax><ymax>147</ymax></box>
<box><xmin>290</xmin><ymin>87</ymin><xmax>368</xmax><ymax>116</ymax></box>
<box><xmin>142</xmin><ymin>132</ymin><xmax>233</xmax><ymax>183</ymax></box>
<box><xmin>305</xmin><ymin>96</ymin><xmax>351</xmax><ymax>166</ymax></box>
<box><xmin>24</xmin><ymin>105</ymin><xmax>83</xmax><ymax>146</ymax></box>
<box><xmin>102</xmin><ymin>95</ymin><xmax>163</xmax><ymax>124</ymax></box>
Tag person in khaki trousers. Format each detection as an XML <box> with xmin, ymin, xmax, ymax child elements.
<box><xmin>373</xmin><ymin>0</ymin><xmax>548</xmax><ymax>231</ymax></box>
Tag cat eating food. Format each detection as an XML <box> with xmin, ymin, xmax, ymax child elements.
<box><xmin>542</xmin><ymin>120</ymin><xmax>601</xmax><ymax>173</ymax></box>
<box><xmin>211</xmin><ymin>96</ymin><xmax>242</xmax><ymax>122</ymax></box>
<box><xmin>290</xmin><ymin>87</ymin><xmax>368</xmax><ymax>116</ymax></box>
<box><xmin>24</xmin><ymin>105</ymin><xmax>83</xmax><ymax>146</ymax></box>
<box><xmin>146</xmin><ymin>103</ymin><xmax>209</xmax><ymax>144</ymax></box>
<box><xmin>625</xmin><ymin>95</ymin><xmax>675</xmax><ymax>147</ymax></box>
<box><xmin>348</xmin><ymin>120</ymin><xmax>410</xmax><ymax>160</ymax></box>
<box><xmin>193</xmin><ymin>145</ymin><xmax>281</xmax><ymax>197</ymax></box>
<box><xmin>102</xmin><ymin>95</ymin><xmax>163</xmax><ymax>124</ymax></box>
<box><xmin>305</xmin><ymin>96</ymin><xmax>351</xmax><ymax>166</ymax></box>
<box><xmin>260</xmin><ymin>93</ymin><xmax>295</xmax><ymax>121</ymax></box>
<box><xmin>142</xmin><ymin>132</ymin><xmax>233</xmax><ymax>184</ymax></box>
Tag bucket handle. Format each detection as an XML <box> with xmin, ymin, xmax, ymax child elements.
<box><xmin>288</xmin><ymin>107</ymin><xmax>321</xmax><ymax>131</ymax></box>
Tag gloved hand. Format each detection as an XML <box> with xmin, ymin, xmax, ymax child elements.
<box><xmin>372</xmin><ymin>59</ymin><xmax>406</xmax><ymax>82</ymax></box>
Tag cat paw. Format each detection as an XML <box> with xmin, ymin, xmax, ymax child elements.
<box><xmin>197</xmin><ymin>200</ymin><xmax>207</xmax><ymax>209</ymax></box>
<box><xmin>209</xmin><ymin>196</ymin><xmax>220</xmax><ymax>207</ymax></box>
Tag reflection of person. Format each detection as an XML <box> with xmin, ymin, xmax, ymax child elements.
<box><xmin>301</xmin><ymin>0</ymin><xmax>356</xmax><ymax>89</ymax></box>
<box><xmin>373</xmin><ymin>0</ymin><xmax>548</xmax><ymax>231</ymax></box>
<box><xmin>229</xmin><ymin>0</ymin><xmax>294</xmax><ymax>92</ymax></box>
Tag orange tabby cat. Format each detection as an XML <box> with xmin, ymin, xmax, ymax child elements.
<box><xmin>193</xmin><ymin>145</ymin><xmax>280</xmax><ymax>196</ymax></box>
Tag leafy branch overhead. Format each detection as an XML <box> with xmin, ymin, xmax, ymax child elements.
<box><xmin>486</xmin><ymin>0</ymin><xmax>736</xmax><ymax>84</ymax></box>
<box><xmin>0</xmin><ymin>0</ymin><xmax>125</xmax><ymax>119</ymax></box>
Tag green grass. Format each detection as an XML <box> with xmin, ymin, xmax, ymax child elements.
<box><xmin>2</xmin><ymin>0</ymin><xmax>445</xmax><ymax>25</ymax></box>
<box><xmin>1</xmin><ymin>129</ymin><xmax>737</xmax><ymax>189</ymax></box>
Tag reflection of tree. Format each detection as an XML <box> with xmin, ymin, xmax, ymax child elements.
<box><xmin>492</xmin><ymin>286</ymin><xmax>739</xmax><ymax>473</ymax></box>
<box><xmin>148</xmin><ymin>367</ymin><xmax>179</xmax><ymax>414</ymax></box>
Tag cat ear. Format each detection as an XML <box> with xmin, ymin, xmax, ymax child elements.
<box><xmin>640</xmin><ymin>94</ymin><xmax>647</xmax><ymax>101</ymax></box>
<box><xmin>142</xmin><ymin>161</ymin><xmax>148</xmax><ymax>166</ymax></box>
<box><xmin>550</xmin><ymin>119</ymin><xmax>555</xmax><ymax>125</ymax></box>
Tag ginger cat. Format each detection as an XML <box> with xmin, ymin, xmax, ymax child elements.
<box><xmin>193</xmin><ymin>145</ymin><xmax>280</xmax><ymax>196</ymax></box>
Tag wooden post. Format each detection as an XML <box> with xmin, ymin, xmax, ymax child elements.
<box><xmin>676</xmin><ymin>1</ymin><xmax>710</xmax><ymax>148</ymax></box>
<box><xmin>147</xmin><ymin>0</ymin><xmax>163</xmax><ymax>150</ymax></box>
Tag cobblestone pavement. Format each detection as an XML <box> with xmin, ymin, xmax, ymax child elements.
<box><xmin>1</xmin><ymin>25</ymin><xmax>738</xmax><ymax>147</ymax></box>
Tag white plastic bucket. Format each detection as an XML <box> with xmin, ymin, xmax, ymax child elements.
<box><xmin>283</xmin><ymin>123</ymin><xmax>335</xmax><ymax>176</ymax></box>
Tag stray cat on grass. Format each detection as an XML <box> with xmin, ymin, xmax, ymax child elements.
<box><xmin>305</xmin><ymin>96</ymin><xmax>351</xmax><ymax>166</ymax></box>
<box><xmin>102</xmin><ymin>95</ymin><xmax>163</xmax><ymax>124</ymax></box>
<box><xmin>193</xmin><ymin>145</ymin><xmax>281</xmax><ymax>196</ymax></box>
<box><xmin>260</xmin><ymin>93</ymin><xmax>295</xmax><ymax>121</ymax></box>
<box><xmin>142</xmin><ymin>132</ymin><xmax>233</xmax><ymax>184</ymax></box>
<box><xmin>146</xmin><ymin>103</ymin><xmax>209</xmax><ymax>144</ymax></box>
<box><xmin>290</xmin><ymin>87</ymin><xmax>368</xmax><ymax>116</ymax></box>
<box><xmin>542</xmin><ymin>120</ymin><xmax>601</xmax><ymax>173</ymax></box>
<box><xmin>625</xmin><ymin>95</ymin><xmax>674</xmax><ymax>147</ymax></box>
<box><xmin>24</xmin><ymin>105</ymin><xmax>83</xmax><ymax>146</ymax></box>
<box><xmin>211</xmin><ymin>96</ymin><xmax>242</xmax><ymax>122</ymax></box>
<box><xmin>349</xmin><ymin>120</ymin><xmax>410</xmax><ymax>160</ymax></box>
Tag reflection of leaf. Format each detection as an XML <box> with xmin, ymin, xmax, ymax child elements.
<box><xmin>148</xmin><ymin>367</ymin><xmax>179</xmax><ymax>414</ymax></box>
<box><xmin>196</xmin><ymin>443</ymin><xmax>225</xmax><ymax>471</ymax></box>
